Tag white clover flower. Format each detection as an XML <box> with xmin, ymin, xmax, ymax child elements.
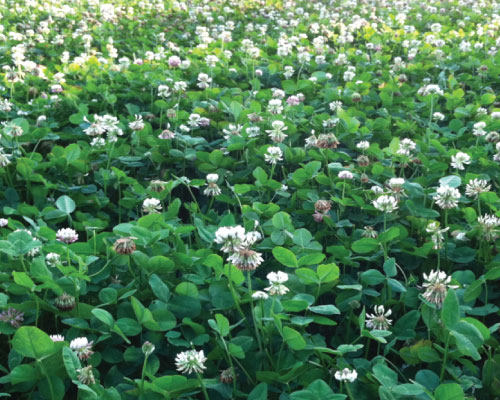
<box><xmin>129</xmin><ymin>115</ymin><xmax>145</xmax><ymax>131</ymax></box>
<box><xmin>0</xmin><ymin>218</ymin><xmax>8</xmax><ymax>227</ymax></box>
<box><xmin>77</xmin><ymin>366</ymin><xmax>95</xmax><ymax>385</ymax></box>
<box><xmin>433</xmin><ymin>112</ymin><xmax>445</xmax><ymax>121</ymax></box>
<box><xmin>266</xmin><ymin>120</ymin><xmax>288</xmax><ymax>143</ymax></box>
<box><xmin>197</xmin><ymin>73</ymin><xmax>212</xmax><ymax>89</ymax></box>
<box><xmin>422</xmin><ymin>270</ymin><xmax>458</xmax><ymax>308</ymax></box>
<box><xmin>252</xmin><ymin>291</ymin><xmax>269</xmax><ymax>300</ymax></box>
<box><xmin>434</xmin><ymin>185</ymin><xmax>460</xmax><ymax>209</ymax></box>
<box><xmin>175</xmin><ymin>349</ymin><xmax>207</xmax><ymax>374</ymax></box>
<box><xmin>204</xmin><ymin>174</ymin><xmax>221</xmax><ymax>196</ymax></box>
<box><xmin>214</xmin><ymin>226</ymin><xmax>246</xmax><ymax>253</ymax></box>
<box><xmin>371</xmin><ymin>185</ymin><xmax>384</xmax><ymax>194</ymax></box>
<box><xmin>142</xmin><ymin>198</ymin><xmax>162</xmax><ymax>214</ymax></box>
<box><xmin>334</xmin><ymin>368</ymin><xmax>358</xmax><ymax>382</ymax></box>
<box><xmin>283</xmin><ymin>66</ymin><xmax>294</xmax><ymax>79</ymax></box>
<box><xmin>142</xmin><ymin>341</ymin><xmax>155</xmax><ymax>357</ymax></box>
<box><xmin>329</xmin><ymin>101</ymin><xmax>343</xmax><ymax>112</ymax></box>
<box><xmin>397</xmin><ymin>138</ymin><xmax>416</xmax><ymax>156</ymax></box>
<box><xmin>426</xmin><ymin>221</ymin><xmax>449</xmax><ymax>250</ymax></box>
<box><xmin>373</xmin><ymin>195</ymin><xmax>399</xmax><ymax>212</ymax></box>
<box><xmin>338</xmin><ymin>170</ymin><xmax>353</xmax><ymax>180</ymax></box>
<box><xmin>246</xmin><ymin>126</ymin><xmax>261</xmax><ymax>137</ymax></box>
<box><xmin>70</xmin><ymin>337</ymin><xmax>94</xmax><ymax>360</ymax></box>
<box><xmin>268</xmin><ymin>99</ymin><xmax>283</xmax><ymax>114</ymax></box>
<box><xmin>243</xmin><ymin>231</ymin><xmax>262</xmax><ymax>247</ymax></box>
<box><xmin>357</xmin><ymin>141</ymin><xmax>370</xmax><ymax>150</ymax></box>
<box><xmin>417</xmin><ymin>84</ymin><xmax>444</xmax><ymax>96</ymax></box>
<box><xmin>366</xmin><ymin>305</ymin><xmax>392</xmax><ymax>330</ymax></box>
<box><xmin>205</xmin><ymin>55</ymin><xmax>219</xmax><ymax>67</ymax></box>
<box><xmin>465</xmin><ymin>179</ymin><xmax>491</xmax><ymax>198</ymax></box>
<box><xmin>265</xmin><ymin>271</ymin><xmax>289</xmax><ymax>296</ymax></box>
<box><xmin>478</xmin><ymin>214</ymin><xmax>500</xmax><ymax>241</ymax></box>
<box><xmin>450</xmin><ymin>152</ymin><xmax>471</xmax><ymax>170</ymax></box>
<box><xmin>173</xmin><ymin>81</ymin><xmax>188</xmax><ymax>92</ymax></box>
<box><xmin>222</xmin><ymin>124</ymin><xmax>243</xmax><ymax>140</ymax></box>
<box><xmin>387</xmin><ymin>178</ymin><xmax>406</xmax><ymax>199</ymax></box>
<box><xmin>473</xmin><ymin>121</ymin><xmax>487</xmax><ymax>137</ymax></box>
<box><xmin>0</xmin><ymin>148</ymin><xmax>11</xmax><ymax>167</ymax></box>
<box><xmin>50</xmin><ymin>334</ymin><xmax>65</xmax><ymax>342</ymax></box>
<box><xmin>265</xmin><ymin>146</ymin><xmax>283</xmax><ymax>164</ymax></box>
<box><xmin>228</xmin><ymin>249</ymin><xmax>264</xmax><ymax>271</ymax></box>
<box><xmin>56</xmin><ymin>228</ymin><xmax>78</xmax><ymax>244</ymax></box>
<box><xmin>46</xmin><ymin>253</ymin><xmax>60</xmax><ymax>266</ymax></box>
<box><xmin>158</xmin><ymin>85</ymin><xmax>171</xmax><ymax>97</ymax></box>
<box><xmin>452</xmin><ymin>231</ymin><xmax>468</xmax><ymax>241</ymax></box>
<box><xmin>206</xmin><ymin>174</ymin><xmax>218</xmax><ymax>183</ymax></box>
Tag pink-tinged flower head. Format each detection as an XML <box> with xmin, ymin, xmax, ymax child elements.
<box><xmin>56</xmin><ymin>228</ymin><xmax>78</xmax><ymax>244</ymax></box>
<box><xmin>70</xmin><ymin>337</ymin><xmax>94</xmax><ymax>360</ymax></box>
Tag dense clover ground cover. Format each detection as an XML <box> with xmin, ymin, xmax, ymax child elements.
<box><xmin>1</xmin><ymin>0</ymin><xmax>500</xmax><ymax>398</ymax></box>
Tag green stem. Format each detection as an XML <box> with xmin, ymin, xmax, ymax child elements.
<box><xmin>382</xmin><ymin>213</ymin><xmax>388</xmax><ymax>259</ymax></box>
<box><xmin>440</xmin><ymin>332</ymin><xmax>451</xmax><ymax>381</ymax></box>
<box><xmin>20</xmin><ymin>256</ymin><xmax>28</xmax><ymax>273</ymax></box>
<box><xmin>346</xmin><ymin>382</ymin><xmax>355</xmax><ymax>400</ymax></box>
<box><xmin>140</xmin><ymin>354</ymin><xmax>149</xmax><ymax>396</ymax></box>
<box><xmin>196</xmin><ymin>372</ymin><xmax>210</xmax><ymax>400</ymax></box>
<box><xmin>128</xmin><ymin>255</ymin><xmax>137</xmax><ymax>284</ymax></box>
<box><xmin>228</xmin><ymin>265</ymin><xmax>248</xmax><ymax>324</ymax></box>
<box><xmin>247</xmin><ymin>271</ymin><xmax>263</xmax><ymax>352</ymax></box>
<box><xmin>269</xmin><ymin>163</ymin><xmax>276</xmax><ymax>181</ymax></box>
<box><xmin>221</xmin><ymin>337</ymin><xmax>238</xmax><ymax>394</ymax></box>
<box><xmin>38</xmin><ymin>360</ymin><xmax>56</xmax><ymax>400</ymax></box>
<box><xmin>34</xmin><ymin>295</ymin><xmax>40</xmax><ymax>327</ymax></box>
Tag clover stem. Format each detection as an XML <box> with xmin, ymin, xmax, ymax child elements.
<box><xmin>427</xmin><ymin>95</ymin><xmax>434</xmax><ymax>146</ymax></box>
<box><xmin>382</xmin><ymin>212</ymin><xmax>388</xmax><ymax>259</ymax></box>
<box><xmin>220</xmin><ymin>336</ymin><xmax>237</xmax><ymax>394</ymax></box>
<box><xmin>227</xmin><ymin>264</ymin><xmax>248</xmax><ymax>325</ymax></box>
<box><xmin>247</xmin><ymin>271</ymin><xmax>263</xmax><ymax>352</ymax></box>
<box><xmin>346</xmin><ymin>382</ymin><xmax>355</xmax><ymax>400</ymax></box>
<box><xmin>440</xmin><ymin>332</ymin><xmax>451</xmax><ymax>381</ymax></box>
<box><xmin>127</xmin><ymin>254</ymin><xmax>137</xmax><ymax>282</ymax></box>
<box><xmin>196</xmin><ymin>372</ymin><xmax>210</xmax><ymax>400</ymax></box>
<box><xmin>38</xmin><ymin>359</ymin><xmax>56</xmax><ymax>400</ymax></box>
<box><xmin>269</xmin><ymin>163</ymin><xmax>276</xmax><ymax>181</ymax></box>
<box><xmin>444</xmin><ymin>209</ymin><xmax>449</xmax><ymax>271</ymax></box>
<box><xmin>140</xmin><ymin>353</ymin><xmax>149</xmax><ymax>396</ymax></box>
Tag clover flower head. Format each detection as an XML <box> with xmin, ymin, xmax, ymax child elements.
<box><xmin>56</xmin><ymin>228</ymin><xmax>78</xmax><ymax>244</ymax></box>
<box><xmin>265</xmin><ymin>146</ymin><xmax>283</xmax><ymax>164</ymax></box>
<box><xmin>175</xmin><ymin>349</ymin><xmax>207</xmax><ymax>374</ymax></box>
<box><xmin>373</xmin><ymin>195</ymin><xmax>398</xmax><ymax>212</ymax></box>
<box><xmin>0</xmin><ymin>307</ymin><xmax>24</xmax><ymax>328</ymax></box>
<box><xmin>252</xmin><ymin>291</ymin><xmax>269</xmax><ymax>300</ymax></box>
<box><xmin>450</xmin><ymin>152</ymin><xmax>471</xmax><ymax>170</ymax></box>
<box><xmin>334</xmin><ymin>368</ymin><xmax>358</xmax><ymax>382</ymax></box>
<box><xmin>142</xmin><ymin>198</ymin><xmax>162</xmax><ymax>214</ymax></box>
<box><xmin>204</xmin><ymin>173</ymin><xmax>221</xmax><ymax>196</ymax></box>
<box><xmin>465</xmin><ymin>179</ymin><xmax>490</xmax><ymax>198</ymax></box>
<box><xmin>50</xmin><ymin>334</ymin><xmax>65</xmax><ymax>342</ymax></box>
<box><xmin>77</xmin><ymin>365</ymin><xmax>95</xmax><ymax>385</ymax></box>
<box><xmin>70</xmin><ymin>337</ymin><xmax>94</xmax><ymax>360</ymax></box>
<box><xmin>366</xmin><ymin>305</ymin><xmax>392</xmax><ymax>330</ymax></box>
<box><xmin>338</xmin><ymin>170</ymin><xmax>354</xmax><ymax>180</ymax></box>
<box><xmin>434</xmin><ymin>185</ymin><xmax>460</xmax><ymax>209</ymax></box>
<box><xmin>265</xmin><ymin>271</ymin><xmax>289</xmax><ymax>296</ymax></box>
<box><xmin>214</xmin><ymin>226</ymin><xmax>246</xmax><ymax>253</ymax></box>
<box><xmin>422</xmin><ymin>270</ymin><xmax>458</xmax><ymax>308</ymax></box>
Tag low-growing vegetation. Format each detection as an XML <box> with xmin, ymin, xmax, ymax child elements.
<box><xmin>0</xmin><ymin>0</ymin><xmax>500</xmax><ymax>399</ymax></box>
